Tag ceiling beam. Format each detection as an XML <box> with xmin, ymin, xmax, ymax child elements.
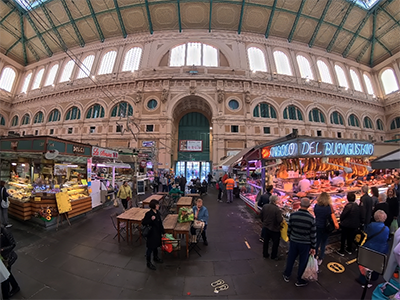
<box><xmin>265</xmin><ymin>0</ymin><xmax>278</xmax><ymax>38</ymax></box>
<box><xmin>144</xmin><ymin>0</ymin><xmax>153</xmax><ymax>34</ymax></box>
<box><xmin>209</xmin><ymin>0</ymin><xmax>212</xmax><ymax>32</ymax></box>
<box><xmin>379</xmin><ymin>7</ymin><xmax>400</xmax><ymax>28</ymax></box>
<box><xmin>376</xmin><ymin>38</ymin><xmax>392</xmax><ymax>55</ymax></box>
<box><xmin>113</xmin><ymin>0</ymin><xmax>127</xmax><ymax>38</ymax></box>
<box><xmin>238</xmin><ymin>0</ymin><xmax>246</xmax><ymax>34</ymax></box>
<box><xmin>40</xmin><ymin>3</ymin><xmax>67</xmax><ymax>51</ymax></box>
<box><xmin>355</xmin><ymin>9</ymin><xmax>377</xmax><ymax>64</ymax></box>
<box><xmin>0</xmin><ymin>8</ymin><xmax>16</xmax><ymax>26</ymax></box>
<box><xmin>308</xmin><ymin>0</ymin><xmax>332</xmax><ymax>48</ymax></box>
<box><xmin>288</xmin><ymin>0</ymin><xmax>306</xmax><ymax>42</ymax></box>
<box><xmin>177</xmin><ymin>0</ymin><xmax>182</xmax><ymax>33</ymax></box>
<box><xmin>20</xmin><ymin>13</ymin><xmax>27</xmax><ymax>65</ymax></box>
<box><xmin>26</xmin><ymin>42</ymin><xmax>40</xmax><ymax>61</ymax></box>
<box><xmin>86</xmin><ymin>0</ymin><xmax>105</xmax><ymax>42</ymax></box>
<box><xmin>25</xmin><ymin>13</ymin><xmax>53</xmax><ymax>57</ymax></box>
<box><xmin>370</xmin><ymin>9</ymin><xmax>377</xmax><ymax>67</ymax></box>
<box><xmin>60</xmin><ymin>0</ymin><xmax>85</xmax><ymax>47</ymax></box>
<box><xmin>326</xmin><ymin>0</ymin><xmax>356</xmax><ymax>53</ymax></box>
<box><xmin>5</xmin><ymin>38</ymin><xmax>21</xmax><ymax>56</ymax></box>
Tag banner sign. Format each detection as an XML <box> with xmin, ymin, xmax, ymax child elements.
<box><xmin>92</xmin><ymin>147</ymin><xmax>118</xmax><ymax>159</ymax></box>
<box><xmin>179</xmin><ymin>140</ymin><xmax>203</xmax><ymax>152</ymax></box>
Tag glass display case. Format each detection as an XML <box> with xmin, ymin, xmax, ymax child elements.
<box><xmin>239</xmin><ymin>180</ymin><xmax>262</xmax><ymax>210</ymax></box>
<box><xmin>8</xmin><ymin>181</ymin><xmax>33</xmax><ymax>202</ymax></box>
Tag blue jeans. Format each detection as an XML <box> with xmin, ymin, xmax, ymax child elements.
<box><xmin>226</xmin><ymin>190</ymin><xmax>233</xmax><ymax>203</ymax></box>
<box><xmin>316</xmin><ymin>227</ymin><xmax>329</xmax><ymax>260</ymax></box>
<box><xmin>284</xmin><ymin>241</ymin><xmax>310</xmax><ymax>283</ymax></box>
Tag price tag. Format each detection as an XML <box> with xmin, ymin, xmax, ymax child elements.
<box><xmin>81</xmin><ymin>179</ymin><xmax>88</xmax><ymax>186</ymax></box>
<box><xmin>34</xmin><ymin>197</ymin><xmax>41</xmax><ymax>202</ymax></box>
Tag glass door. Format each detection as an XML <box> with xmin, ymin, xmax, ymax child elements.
<box><xmin>200</xmin><ymin>162</ymin><xmax>210</xmax><ymax>182</ymax></box>
<box><xmin>186</xmin><ymin>161</ymin><xmax>200</xmax><ymax>181</ymax></box>
<box><xmin>176</xmin><ymin>161</ymin><xmax>186</xmax><ymax>177</ymax></box>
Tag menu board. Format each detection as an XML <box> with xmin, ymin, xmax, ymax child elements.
<box><xmin>55</xmin><ymin>192</ymin><xmax>72</xmax><ymax>214</ymax></box>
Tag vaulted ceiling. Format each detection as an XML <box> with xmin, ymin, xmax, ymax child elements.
<box><xmin>0</xmin><ymin>0</ymin><xmax>399</xmax><ymax>67</ymax></box>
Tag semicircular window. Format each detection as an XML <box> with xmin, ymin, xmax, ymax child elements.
<box><xmin>308</xmin><ymin>108</ymin><xmax>325</xmax><ymax>123</ymax></box>
<box><xmin>283</xmin><ymin>105</ymin><xmax>303</xmax><ymax>121</ymax></box>
<box><xmin>330</xmin><ymin>111</ymin><xmax>344</xmax><ymax>125</ymax></box>
<box><xmin>390</xmin><ymin>117</ymin><xmax>400</xmax><ymax>130</ymax></box>
<box><xmin>48</xmin><ymin>109</ymin><xmax>61</xmax><ymax>122</ymax></box>
<box><xmin>65</xmin><ymin>106</ymin><xmax>81</xmax><ymax>121</ymax></box>
<box><xmin>86</xmin><ymin>104</ymin><xmax>105</xmax><ymax>119</ymax></box>
<box><xmin>111</xmin><ymin>101</ymin><xmax>133</xmax><ymax>117</ymax></box>
<box><xmin>348</xmin><ymin>114</ymin><xmax>360</xmax><ymax>127</ymax></box>
<box><xmin>228</xmin><ymin>99</ymin><xmax>239</xmax><ymax>110</ymax></box>
<box><xmin>21</xmin><ymin>114</ymin><xmax>30</xmax><ymax>125</ymax></box>
<box><xmin>34</xmin><ymin>111</ymin><xmax>44</xmax><ymax>124</ymax></box>
<box><xmin>147</xmin><ymin>99</ymin><xmax>158</xmax><ymax>110</ymax></box>
<box><xmin>253</xmin><ymin>103</ymin><xmax>277</xmax><ymax>119</ymax></box>
<box><xmin>363</xmin><ymin>117</ymin><xmax>373</xmax><ymax>129</ymax></box>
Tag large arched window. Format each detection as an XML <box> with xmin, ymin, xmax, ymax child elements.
<box><xmin>33</xmin><ymin>111</ymin><xmax>44</xmax><ymax>124</ymax></box>
<box><xmin>45</xmin><ymin>64</ymin><xmax>59</xmax><ymax>86</ymax></box>
<box><xmin>86</xmin><ymin>104</ymin><xmax>105</xmax><ymax>119</ymax></box>
<box><xmin>169</xmin><ymin>43</ymin><xmax>218</xmax><ymax>67</ymax></box>
<box><xmin>363</xmin><ymin>117</ymin><xmax>373</xmax><ymax>129</ymax></box>
<box><xmin>32</xmin><ymin>68</ymin><xmax>44</xmax><ymax>89</ymax></box>
<box><xmin>376</xmin><ymin>119</ymin><xmax>384</xmax><ymax>131</ymax></box>
<box><xmin>363</xmin><ymin>73</ymin><xmax>374</xmax><ymax>95</ymax></box>
<box><xmin>21</xmin><ymin>114</ymin><xmax>30</xmax><ymax>125</ymax></box>
<box><xmin>348</xmin><ymin>114</ymin><xmax>360</xmax><ymax>127</ymax></box>
<box><xmin>11</xmin><ymin>115</ymin><xmax>18</xmax><ymax>127</ymax></box>
<box><xmin>111</xmin><ymin>101</ymin><xmax>133</xmax><ymax>117</ymax></box>
<box><xmin>350</xmin><ymin>69</ymin><xmax>363</xmax><ymax>92</ymax></box>
<box><xmin>253</xmin><ymin>103</ymin><xmax>277</xmax><ymax>118</ymax></box>
<box><xmin>296</xmin><ymin>55</ymin><xmax>313</xmax><ymax>79</ymax></box>
<box><xmin>317</xmin><ymin>60</ymin><xmax>333</xmax><ymax>84</ymax></box>
<box><xmin>330</xmin><ymin>111</ymin><xmax>344</xmax><ymax>125</ymax></box>
<box><xmin>21</xmin><ymin>73</ymin><xmax>32</xmax><ymax>93</ymax></box>
<box><xmin>283</xmin><ymin>105</ymin><xmax>303</xmax><ymax>121</ymax></box>
<box><xmin>274</xmin><ymin>51</ymin><xmax>292</xmax><ymax>76</ymax></box>
<box><xmin>381</xmin><ymin>69</ymin><xmax>399</xmax><ymax>95</ymax></box>
<box><xmin>48</xmin><ymin>109</ymin><xmax>61</xmax><ymax>122</ymax></box>
<box><xmin>308</xmin><ymin>108</ymin><xmax>325</xmax><ymax>123</ymax></box>
<box><xmin>77</xmin><ymin>55</ymin><xmax>95</xmax><ymax>79</ymax></box>
<box><xmin>334</xmin><ymin>65</ymin><xmax>349</xmax><ymax>88</ymax></box>
<box><xmin>98</xmin><ymin>51</ymin><xmax>117</xmax><ymax>75</ymax></box>
<box><xmin>60</xmin><ymin>60</ymin><xmax>75</xmax><ymax>83</ymax></box>
<box><xmin>122</xmin><ymin>47</ymin><xmax>142</xmax><ymax>72</ymax></box>
<box><xmin>65</xmin><ymin>106</ymin><xmax>81</xmax><ymax>120</ymax></box>
<box><xmin>0</xmin><ymin>67</ymin><xmax>16</xmax><ymax>92</ymax></box>
<box><xmin>390</xmin><ymin>117</ymin><xmax>400</xmax><ymax>130</ymax></box>
<box><xmin>247</xmin><ymin>47</ymin><xmax>267</xmax><ymax>72</ymax></box>
<box><xmin>0</xmin><ymin>114</ymin><xmax>5</xmax><ymax>126</ymax></box>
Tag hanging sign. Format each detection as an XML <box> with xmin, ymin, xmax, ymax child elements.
<box><xmin>179</xmin><ymin>140</ymin><xmax>203</xmax><ymax>152</ymax></box>
<box><xmin>92</xmin><ymin>147</ymin><xmax>118</xmax><ymax>159</ymax></box>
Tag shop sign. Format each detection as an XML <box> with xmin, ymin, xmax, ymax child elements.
<box><xmin>73</xmin><ymin>145</ymin><xmax>85</xmax><ymax>153</ymax></box>
<box><xmin>138</xmin><ymin>153</ymin><xmax>148</xmax><ymax>157</ymax></box>
<box><xmin>140</xmin><ymin>160</ymin><xmax>147</xmax><ymax>167</ymax></box>
<box><xmin>92</xmin><ymin>147</ymin><xmax>118</xmax><ymax>159</ymax></box>
<box><xmin>179</xmin><ymin>140</ymin><xmax>202</xmax><ymax>152</ymax></box>
<box><xmin>142</xmin><ymin>141</ymin><xmax>154</xmax><ymax>147</ymax></box>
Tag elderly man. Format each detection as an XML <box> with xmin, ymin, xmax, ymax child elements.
<box><xmin>283</xmin><ymin>198</ymin><xmax>316</xmax><ymax>287</ymax></box>
<box><xmin>260</xmin><ymin>195</ymin><xmax>283</xmax><ymax>260</ymax></box>
<box><xmin>360</xmin><ymin>185</ymin><xmax>373</xmax><ymax>229</ymax></box>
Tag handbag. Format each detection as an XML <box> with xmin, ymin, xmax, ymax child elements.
<box><xmin>193</xmin><ymin>220</ymin><xmax>205</xmax><ymax>229</ymax></box>
<box><xmin>325</xmin><ymin>205</ymin><xmax>339</xmax><ymax>233</ymax></box>
<box><xmin>355</xmin><ymin>225</ymin><xmax>386</xmax><ymax>246</ymax></box>
<box><xmin>0</xmin><ymin>187</ymin><xmax>9</xmax><ymax>209</ymax></box>
<box><xmin>141</xmin><ymin>225</ymin><xmax>152</xmax><ymax>238</ymax></box>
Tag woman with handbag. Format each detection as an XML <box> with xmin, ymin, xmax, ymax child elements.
<box><xmin>0</xmin><ymin>181</ymin><xmax>11</xmax><ymax>228</ymax></box>
<box><xmin>116</xmin><ymin>181</ymin><xmax>132</xmax><ymax>210</ymax></box>
<box><xmin>142</xmin><ymin>200</ymin><xmax>164</xmax><ymax>270</ymax></box>
<box><xmin>1</xmin><ymin>225</ymin><xmax>20</xmax><ymax>299</ymax></box>
<box><xmin>314</xmin><ymin>192</ymin><xmax>334</xmax><ymax>265</ymax></box>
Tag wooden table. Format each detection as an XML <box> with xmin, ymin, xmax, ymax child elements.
<box><xmin>176</xmin><ymin>197</ymin><xmax>193</xmax><ymax>213</ymax></box>
<box><xmin>157</xmin><ymin>192</ymin><xmax>169</xmax><ymax>196</ymax></box>
<box><xmin>163</xmin><ymin>214</ymin><xmax>178</xmax><ymax>235</ymax></box>
<box><xmin>117</xmin><ymin>207</ymin><xmax>150</xmax><ymax>243</ymax></box>
<box><xmin>141</xmin><ymin>194</ymin><xmax>164</xmax><ymax>208</ymax></box>
<box><xmin>174</xmin><ymin>222</ymin><xmax>191</xmax><ymax>258</ymax></box>
<box><xmin>186</xmin><ymin>193</ymin><xmax>200</xmax><ymax>205</ymax></box>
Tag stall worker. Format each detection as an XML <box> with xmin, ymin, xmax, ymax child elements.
<box><xmin>190</xmin><ymin>199</ymin><xmax>209</xmax><ymax>245</ymax></box>
<box><xmin>331</xmin><ymin>171</ymin><xmax>344</xmax><ymax>186</ymax></box>
<box><xmin>224</xmin><ymin>175</ymin><xmax>235</xmax><ymax>204</ymax></box>
<box><xmin>298</xmin><ymin>175</ymin><xmax>311</xmax><ymax>192</ymax></box>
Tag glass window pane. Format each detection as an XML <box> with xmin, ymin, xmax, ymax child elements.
<box><xmin>45</xmin><ymin>64</ymin><xmax>59</xmax><ymax>86</ymax></box>
<box><xmin>21</xmin><ymin>73</ymin><xmax>32</xmax><ymax>93</ymax></box>
<box><xmin>253</xmin><ymin>106</ymin><xmax>259</xmax><ymax>117</ymax></box>
<box><xmin>381</xmin><ymin>69</ymin><xmax>399</xmax><ymax>95</ymax></box>
<box><xmin>170</xmin><ymin>44</ymin><xmax>186</xmax><ymax>67</ymax></box>
<box><xmin>248</xmin><ymin>47</ymin><xmax>267</xmax><ymax>72</ymax></box>
<box><xmin>32</xmin><ymin>68</ymin><xmax>44</xmax><ymax>89</ymax></box>
<box><xmin>0</xmin><ymin>67</ymin><xmax>16</xmax><ymax>92</ymax></box>
<box><xmin>271</xmin><ymin>107</ymin><xmax>276</xmax><ymax>118</ymax></box>
<box><xmin>0</xmin><ymin>115</ymin><xmax>5</xmax><ymax>126</ymax></box>
<box><xmin>77</xmin><ymin>55</ymin><xmax>95</xmax><ymax>79</ymax></box>
<box><xmin>203</xmin><ymin>44</ymin><xmax>218</xmax><ymax>67</ymax></box>
<box><xmin>317</xmin><ymin>60</ymin><xmax>333</xmax><ymax>84</ymax></box>
<box><xmin>98</xmin><ymin>51</ymin><xmax>117</xmax><ymax>75</ymax></box>
<box><xmin>122</xmin><ymin>47</ymin><xmax>142</xmax><ymax>72</ymax></box>
<box><xmin>60</xmin><ymin>60</ymin><xmax>75</xmax><ymax>82</ymax></box>
<box><xmin>274</xmin><ymin>51</ymin><xmax>292</xmax><ymax>76</ymax></box>
<box><xmin>363</xmin><ymin>74</ymin><xmax>374</xmax><ymax>95</ymax></box>
<box><xmin>296</xmin><ymin>55</ymin><xmax>313</xmax><ymax>79</ymax></box>
<box><xmin>335</xmin><ymin>65</ymin><xmax>349</xmax><ymax>88</ymax></box>
<box><xmin>350</xmin><ymin>69</ymin><xmax>363</xmax><ymax>92</ymax></box>
<box><xmin>187</xmin><ymin>42</ymin><xmax>201</xmax><ymax>66</ymax></box>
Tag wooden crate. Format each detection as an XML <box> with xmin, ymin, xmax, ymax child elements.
<box><xmin>69</xmin><ymin>197</ymin><xmax>92</xmax><ymax>218</ymax></box>
<box><xmin>8</xmin><ymin>199</ymin><xmax>32</xmax><ymax>220</ymax></box>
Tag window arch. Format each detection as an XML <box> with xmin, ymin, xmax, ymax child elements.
<box><xmin>308</xmin><ymin>108</ymin><xmax>325</xmax><ymax>123</ymax></box>
<box><xmin>330</xmin><ymin>111</ymin><xmax>344</xmax><ymax>125</ymax></box>
<box><xmin>122</xmin><ymin>47</ymin><xmax>142</xmax><ymax>72</ymax></box>
<box><xmin>77</xmin><ymin>55</ymin><xmax>95</xmax><ymax>79</ymax></box>
<box><xmin>45</xmin><ymin>64</ymin><xmax>59</xmax><ymax>86</ymax></box>
<box><xmin>169</xmin><ymin>43</ymin><xmax>218</xmax><ymax>67</ymax></box>
<box><xmin>274</xmin><ymin>51</ymin><xmax>292</xmax><ymax>76</ymax></box>
<box><xmin>363</xmin><ymin>73</ymin><xmax>374</xmax><ymax>95</ymax></box>
<box><xmin>32</xmin><ymin>68</ymin><xmax>44</xmax><ymax>89</ymax></box>
<box><xmin>0</xmin><ymin>67</ymin><xmax>16</xmax><ymax>92</ymax></box>
<box><xmin>65</xmin><ymin>106</ymin><xmax>81</xmax><ymax>120</ymax></box>
<box><xmin>363</xmin><ymin>117</ymin><xmax>373</xmax><ymax>129</ymax></box>
<box><xmin>60</xmin><ymin>60</ymin><xmax>75</xmax><ymax>83</ymax></box>
<box><xmin>247</xmin><ymin>47</ymin><xmax>267</xmax><ymax>72</ymax></box>
<box><xmin>111</xmin><ymin>101</ymin><xmax>133</xmax><ymax>117</ymax></box>
<box><xmin>48</xmin><ymin>109</ymin><xmax>61</xmax><ymax>122</ymax></box>
<box><xmin>348</xmin><ymin>114</ymin><xmax>360</xmax><ymax>127</ymax></box>
<box><xmin>334</xmin><ymin>65</ymin><xmax>349</xmax><ymax>88</ymax></box>
<box><xmin>317</xmin><ymin>60</ymin><xmax>333</xmax><ymax>84</ymax></box>
<box><xmin>0</xmin><ymin>114</ymin><xmax>5</xmax><ymax>126</ymax></box>
<box><xmin>86</xmin><ymin>104</ymin><xmax>105</xmax><ymax>119</ymax></box>
<box><xmin>390</xmin><ymin>117</ymin><xmax>400</xmax><ymax>130</ymax></box>
<box><xmin>253</xmin><ymin>103</ymin><xmax>277</xmax><ymax>118</ymax></box>
<box><xmin>11</xmin><ymin>115</ymin><xmax>18</xmax><ymax>127</ymax></box>
<box><xmin>283</xmin><ymin>105</ymin><xmax>303</xmax><ymax>121</ymax></box>
<box><xmin>21</xmin><ymin>114</ymin><xmax>30</xmax><ymax>125</ymax></box>
<box><xmin>98</xmin><ymin>51</ymin><xmax>117</xmax><ymax>75</ymax></box>
<box><xmin>296</xmin><ymin>55</ymin><xmax>313</xmax><ymax>79</ymax></box>
<box><xmin>350</xmin><ymin>69</ymin><xmax>363</xmax><ymax>92</ymax></box>
<box><xmin>33</xmin><ymin>111</ymin><xmax>44</xmax><ymax>124</ymax></box>
<box><xmin>376</xmin><ymin>119</ymin><xmax>384</xmax><ymax>131</ymax></box>
<box><xmin>381</xmin><ymin>69</ymin><xmax>399</xmax><ymax>95</ymax></box>
<box><xmin>21</xmin><ymin>73</ymin><xmax>32</xmax><ymax>93</ymax></box>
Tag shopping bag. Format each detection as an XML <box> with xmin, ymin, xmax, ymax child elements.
<box><xmin>354</xmin><ymin>230</ymin><xmax>367</xmax><ymax>246</ymax></box>
<box><xmin>301</xmin><ymin>255</ymin><xmax>318</xmax><ymax>282</ymax></box>
<box><xmin>113</xmin><ymin>198</ymin><xmax>119</xmax><ymax>207</ymax></box>
<box><xmin>178</xmin><ymin>207</ymin><xmax>194</xmax><ymax>223</ymax></box>
<box><xmin>280</xmin><ymin>220</ymin><xmax>289</xmax><ymax>242</ymax></box>
<box><xmin>0</xmin><ymin>259</ymin><xmax>10</xmax><ymax>283</ymax></box>
<box><xmin>162</xmin><ymin>237</ymin><xmax>173</xmax><ymax>253</ymax></box>
<box><xmin>390</xmin><ymin>220</ymin><xmax>399</xmax><ymax>234</ymax></box>
<box><xmin>164</xmin><ymin>233</ymin><xmax>179</xmax><ymax>249</ymax></box>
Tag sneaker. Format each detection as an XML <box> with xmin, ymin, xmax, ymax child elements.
<box><xmin>295</xmin><ymin>281</ymin><xmax>308</xmax><ymax>287</ymax></box>
<box><xmin>259</xmin><ymin>238</ymin><xmax>264</xmax><ymax>243</ymax></box>
<box><xmin>283</xmin><ymin>275</ymin><xmax>290</xmax><ymax>282</ymax></box>
<box><xmin>345</xmin><ymin>249</ymin><xmax>352</xmax><ymax>255</ymax></box>
<box><xmin>317</xmin><ymin>259</ymin><xmax>323</xmax><ymax>266</ymax></box>
<box><xmin>5</xmin><ymin>224</ymin><xmax>12</xmax><ymax>228</ymax></box>
<box><xmin>335</xmin><ymin>250</ymin><xmax>345</xmax><ymax>257</ymax></box>
<box><xmin>361</xmin><ymin>284</ymin><xmax>373</xmax><ymax>288</ymax></box>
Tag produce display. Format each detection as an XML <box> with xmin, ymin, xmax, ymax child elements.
<box><xmin>8</xmin><ymin>182</ymin><xmax>33</xmax><ymax>202</ymax></box>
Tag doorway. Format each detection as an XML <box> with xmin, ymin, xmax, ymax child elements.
<box><xmin>175</xmin><ymin>161</ymin><xmax>211</xmax><ymax>182</ymax></box>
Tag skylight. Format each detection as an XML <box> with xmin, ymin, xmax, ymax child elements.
<box><xmin>350</xmin><ymin>0</ymin><xmax>381</xmax><ymax>10</ymax></box>
<box><xmin>13</xmin><ymin>0</ymin><xmax>52</xmax><ymax>11</ymax></box>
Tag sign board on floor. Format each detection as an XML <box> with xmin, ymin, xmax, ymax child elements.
<box><xmin>137</xmin><ymin>180</ymin><xmax>145</xmax><ymax>195</ymax></box>
<box><xmin>55</xmin><ymin>192</ymin><xmax>72</xmax><ymax>214</ymax></box>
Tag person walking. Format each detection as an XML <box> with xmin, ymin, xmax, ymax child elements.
<box><xmin>260</xmin><ymin>195</ymin><xmax>283</xmax><ymax>260</ymax></box>
<box><xmin>313</xmin><ymin>192</ymin><xmax>333</xmax><ymax>265</ymax></box>
<box><xmin>224</xmin><ymin>175</ymin><xmax>235</xmax><ymax>203</ymax></box>
<box><xmin>360</xmin><ymin>185</ymin><xmax>373</xmax><ymax>229</ymax></box>
<box><xmin>1</xmin><ymin>225</ymin><xmax>20</xmax><ymax>299</ymax></box>
<box><xmin>0</xmin><ymin>181</ymin><xmax>11</xmax><ymax>228</ymax></box>
<box><xmin>142</xmin><ymin>200</ymin><xmax>164</xmax><ymax>270</ymax></box>
<box><xmin>116</xmin><ymin>181</ymin><xmax>132</xmax><ymax>210</ymax></box>
<box><xmin>283</xmin><ymin>198</ymin><xmax>316</xmax><ymax>287</ymax></box>
<box><xmin>217</xmin><ymin>177</ymin><xmax>223</xmax><ymax>203</ymax></box>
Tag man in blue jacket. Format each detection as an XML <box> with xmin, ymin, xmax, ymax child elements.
<box><xmin>191</xmin><ymin>199</ymin><xmax>209</xmax><ymax>245</ymax></box>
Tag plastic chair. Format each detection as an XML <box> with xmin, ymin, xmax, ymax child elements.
<box><xmin>110</xmin><ymin>213</ymin><xmax>126</xmax><ymax>241</ymax></box>
<box><xmin>189</xmin><ymin>225</ymin><xmax>204</xmax><ymax>257</ymax></box>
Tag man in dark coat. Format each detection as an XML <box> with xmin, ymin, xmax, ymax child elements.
<box><xmin>179</xmin><ymin>176</ymin><xmax>187</xmax><ymax>194</ymax></box>
<box><xmin>258</xmin><ymin>185</ymin><xmax>273</xmax><ymax>242</ymax></box>
<box><xmin>360</xmin><ymin>185</ymin><xmax>373</xmax><ymax>229</ymax></box>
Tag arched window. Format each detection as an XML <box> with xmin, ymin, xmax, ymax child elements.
<box><xmin>376</xmin><ymin>119</ymin><xmax>384</xmax><ymax>131</ymax></box>
<box><xmin>248</xmin><ymin>47</ymin><xmax>267</xmax><ymax>72</ymax></box>
<box><xmin>274</xmin><ymin>51</ymin><xmax>292</xmax><ymax>76</ymax></box>
<box><xmin>363</xmin><ymin>117</ymin><xmax>373</xmax><ymax>129</ymax></box>
<box><xmin>86</xmin><ymin>104</ymin><xmax>105</xmax><ymax>119</ymax></box>
<box><xmin>283</xmin><ymin>105</ymin><xmax>303</xmax><ymax>121</ymax></box>
<box><xmin>111</xmin><ymin>101</ymin><xmax>133</xmax><ymax>118</ymax></box>
<box><xmin>65</xmin><ymin>106</ymin><xmax>81</xmax><ymax>120</ymax></box>
<box><xmin>48</xmin><ymin>109</ymin><xmax>61</xmax><ymax>122</ymax></box>
<box><xmin>60</xmin><ymin>60</ymin><xmax>75</xmax><ymax>83</ymax></box>
<box><xmin>335</xmin><ymin>65</ymin><xmax>349</xmax><ymax>88</ymax></box>
<box><xmin>330</xmin><ymin>111</ymin><xmax>344</xmax><ymax>125</ymax></box>
<box><xmin>308</xmin><ymin>108</ymin><xmax>325</xmax><ymax>123</ymax></box>
<box><xmin>170</xmin><ymin>44</ymin><xmax>185</xmax><ymax>67</ymax></box>
<box><xmin>169</xmin><ymin>43</ymin><xmax>218</xmax><ymax>67</ymax></box>
<box><xmin>98</xmin><ymin>51</ymin><xmax>117</xmax><ymax>75</ymax></box>
<box><xmin>296</xmin><ymin>55</ymin><xmax>313</xmax><ymax>79</ymax></box>
<box><xmin>390</xmin><ymin>117</ymin><xmax>400</xmax><ymax>130</ymax></box>
<box><xmin>363</xmin><ymin>73</ymin><xmax>374</xmax><ymax>95</ymax></box>
<box><xmin>45</xmin><ymin>64</ymin><xmax>59</xmax><ymax>86</ymax></box>
<box><xmin>253</xmin><ymin>103</ymin><xmax>277</xmax><ymax>118</ymax></box>
<box><xmin>21</xmin><ymin>114</ymin><xmax>30</xmax><ymax>125</ymax></box>
<box><xmin>202</xmin><ymin>44</ymin><xmax>218</xmax><ymax>67</ymax></box>
<box><xmin>34</xmin><ymin>111</ymin><xmax>44</xmax><ymax>124</ymax></box>
<box><xmin>348</xmin><ymin>114</ymin><xmax>360</xmax><ymax>127</ymax></box>
<box><xmin>32</xmin><ymin>68</ymin><xmax>44</xmax><ymax>89</ymax></box>
<box><xmin>0</xmin><ymin>114</ymin><xmax>5</xmax><ymax>126</ymax></box>
<box><xmin>317</xmin><ymin>60</ymin><xmax>333</xmax><ymax>84</ymax></box>
<box><xmin>77</xmin><ymin>55</ymin><xmax>95</xmax><ymax>79</ymax></box>
<box><xmin>350</xmin><ymin>69</ymin><xmax>363</xmax><ymax>92</ymax></box>
<box><xmin>11</xmin><ymin>115</ymin><xmax>18</xmax><ymax>127</ymax></box>
<box><xmin>381</xmin><ymin>69</ymin><xmax>399</xmax><ymax>95</ymax></box>
<box><xmin>21</xmin><ymin>73</ymin><xmax>32</xmax><ymax>93</ymax></box>
<box><xmin>122</xmin><ymin>47</ymin><xmax>142</xmax><ymax>72</ymax></box>
<box><xmin>0</xmin><ymin>67</ymin><xmax>16</xmax><ymax>92</ymax></box>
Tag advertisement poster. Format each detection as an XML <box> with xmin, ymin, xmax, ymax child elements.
<box><xmin>179</xmin><ymin>140</ymin><xmax>203</xmax><ymax>152</ymax></box>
